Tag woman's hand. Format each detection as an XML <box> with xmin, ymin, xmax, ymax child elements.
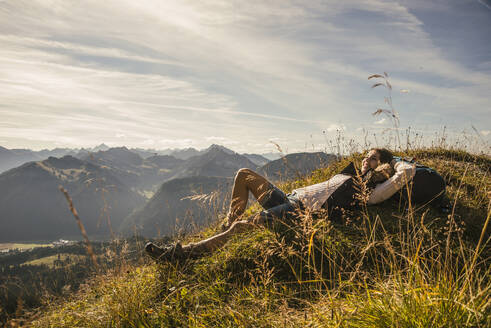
<box><xmin>361</xmin><ymin>157</ymin><xmax>370</xmax><ymax>174</ymax></box>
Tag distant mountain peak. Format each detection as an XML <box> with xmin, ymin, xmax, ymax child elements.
<box><xmin>43</xmin><ymin>155</ymin><xmax>86</xmax><ymax>170</ymax></box>
<box><xmin>106</xmin><ymin>146</ymin><xmax>130</xmax><ymax>152</ymax></box>
<box><xmin>259</xmin><ymin>152</ymin><xmax>336</xmax><ymax>181</ymax></box>
<box><xmin>84</xmin><ymin>146</ymin><xmax>143</xmax><ymax>168</ymax></box>
<box><xmin>93</xmin><ymin>143</ymin><xmax>110</xmax><ymax>151</ymax></box>
<box><xmin>206</xmin><ymin>144</ymin><xmax>235</xmax><ymax>155</ymax></box>
<box><xmin>168</xmin><ymin>147</ymin><xmax>201</xmax><ymax>160</ymax></box>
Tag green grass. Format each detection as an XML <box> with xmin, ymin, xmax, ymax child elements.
<box><xmin>26</xmin><ymin>148</ymin><xmax>491</xmax><ymax>327</ymax></box>
<box><xmin>0</xmin><ymin>243</ymin><xmax>52</xmax><ymax>251</ymax></box>
<box><xmin>22</xmin><ymin>254</ymin><xmax>85</xmax><ymax>267</ymax></box>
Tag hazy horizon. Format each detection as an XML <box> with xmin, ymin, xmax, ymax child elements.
<box><xmin>1</xmin><ymin>142</ymin><xmax>287</xmax><ymax>155</ymax></box>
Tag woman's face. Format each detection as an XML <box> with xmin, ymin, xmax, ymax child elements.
<box><xmin>364</xmin><ymin>150</ymin><xmax>380</xmax><ymax>170</ymax></box>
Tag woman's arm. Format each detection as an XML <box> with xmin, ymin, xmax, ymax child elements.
<box><xmin>367</xmin><ymin>161</ymin><xmax>416</xmax><ymax>205</ymax></box>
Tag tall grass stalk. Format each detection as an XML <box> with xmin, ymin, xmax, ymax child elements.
<box><xmin>59</xmin><ymin>186</ymin><xmax>98</xmax><ymax>269</ymax></box>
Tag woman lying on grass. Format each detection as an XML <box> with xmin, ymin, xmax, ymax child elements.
<box><xmin>146</xmin><ymin>148</ymin><xmax>416</xmax><ymax>262</ymax></box>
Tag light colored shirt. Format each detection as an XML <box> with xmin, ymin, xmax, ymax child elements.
<box><xmin>292</xmin><ymin>174</ymin><xmax>351</xmax><ymax>211</ymax></box>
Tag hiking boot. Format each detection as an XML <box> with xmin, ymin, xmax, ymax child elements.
<box><xmin>145</xmin><ymin>242</ymin><xmax>184</xmax><ymax>262</ymax></box>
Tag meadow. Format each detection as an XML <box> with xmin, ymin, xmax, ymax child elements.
<box><xmin>0</xmin><ymin>243</ymin><xmax>52</xmax><ymax>252</ymax></box>
<box><xmin>20</xmin><ymin>145</ymin><xmax>490</xmax><ymax>328</ymax></box>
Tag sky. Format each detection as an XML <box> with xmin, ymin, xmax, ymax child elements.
<box><xmin>1</xmin><ymin>0</ymin><xmax>490</xmax><ymax>153</ymax></box>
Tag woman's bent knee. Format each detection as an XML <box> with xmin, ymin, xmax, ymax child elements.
<box><xmin>234</xmin><ymin>168</ymin><xmax>256</xmax><ymax>182</ymax></box>
<box><xmin>236</xmin><ymin>168</ymin><xmax>254</xmax><ymax>177</ymax></box>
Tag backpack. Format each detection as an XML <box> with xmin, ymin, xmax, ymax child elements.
<box><xmin>392</xmin><ymin>157</ymin><xmax>446</xmax><ymax>206</ymax></box>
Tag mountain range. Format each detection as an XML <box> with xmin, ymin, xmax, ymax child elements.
<box><xmin>259</xmin><ymin>152</ymin><xmax>337</xmax><ymax>181</ymax></box>
<box><xmin>0</xmin><ymin>146</ymin><xmax>78</xmax><ymax>173</ymax></box>
<box><xmin>169</xmin><ymin>145</ymin><xmax>257</xmax><ymax>180</ymax></box>
<box><xmin>0</xmin><ymin>156</ymin><xmax>145</xmax><ymax>242</ymax></box>
<box><xmin>0</xmin><ymin>144</ymin><xmax>335</xmax><ymax>241</ymax></box>
<box><xmin>0</xmin><ymin>144</ymin><xmax>271</xmax><ymax>174</ymax></box>
<box><xmin>81</xmin><ymin>147</ymin><xmax>184</xmax><ymax>190</ymax></box>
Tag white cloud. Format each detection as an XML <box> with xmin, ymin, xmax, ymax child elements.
<box><xmin>142</xmin><ymin>139</ymin><xmax>156</xmax><ymax>146</ymax></box>
<box><xmin>205</xmin><ymin>136</ymin><xmax>227</xmax><ymax>142</ymax></box>
<box><xmin>325</xmin><ymin>124</ymin><xmax>346</xmax><ymax>132</ymax></box>
<box><xmin>158</xmin><ymin>138</ymin><xmax>195</xmax><ymax>148</ymax></box>
<box><xmin>375</xmin><ymin>118</ymin><xmax>386</xmax><ymax>124</ymax></box>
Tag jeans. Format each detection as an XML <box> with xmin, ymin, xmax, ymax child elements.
<box><xmin>256</xmin><ymin>182</ymin><xmax>303</xmax><ymax>223</ymax></box>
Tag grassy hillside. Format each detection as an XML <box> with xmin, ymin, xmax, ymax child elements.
<box><xmin>24</xmin><ymin>148</ymin><xmax>490</xmax><ymax>327</ymax></box>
